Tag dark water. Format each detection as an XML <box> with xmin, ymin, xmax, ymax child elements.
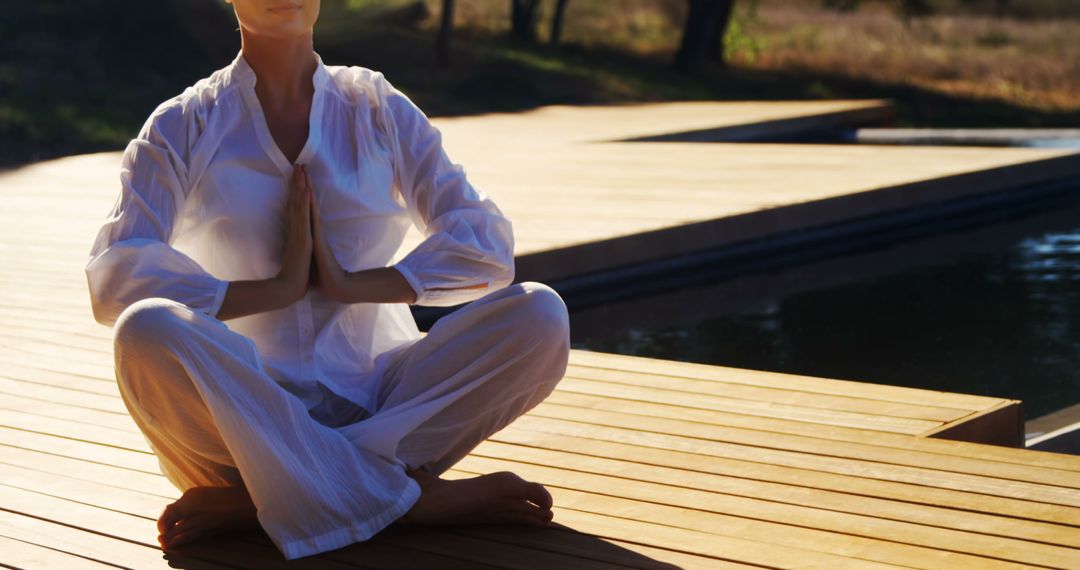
<box><xmin>574</xmin><ymin>197</ymin><xmax>1080</xmax><ymax>420</ymax></box>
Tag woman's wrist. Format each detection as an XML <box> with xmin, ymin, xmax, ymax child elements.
<box><xmin>338</xmin><ymin>267</ymin><xmax>417</xmax><ymax>305</ymax></box>
<box><xmin>218</xmin><ymin>276</ymin><xmax>304</xmax><ymax>321</ymax></box>
<box><xmin>272</xmin><ymin>273</ymin><xmax>307</xmax><ymax>306</ymax></box>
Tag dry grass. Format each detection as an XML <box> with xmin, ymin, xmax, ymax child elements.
<box><xmin>744</xmin><ymin>2</ymin><xmax>1080</xmax><ymax>113</ymax></box>
<box><xmin>425</xmin><ymin>0</ymin><xmax>1080</xmax><ymax>115</ymax></box>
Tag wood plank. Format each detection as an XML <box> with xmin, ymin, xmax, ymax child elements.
<box><xmin>0</xmin><ymin>451</ymin><xmax>1036</xmax><ymax>569</ymax></box>
<box><xmin>0</xmin><ymin>409</ymin><xmax>150</xmax><ymax>452</ymax></box>
<box><xmin>449</xmin><ymin>456</ymin><xmax>1080</xmax><ymax>568</ymax></box>
<box><xmin>555</xmin><ymin>376</ymin><xmax>950</xmax><ymax>428</ymax></box>
<box><xmin>447</xmin><ymin>526</ymin><xmax>751</xmax><ymax>570</ymax></box>
<box><xmin>508</xmin><ymin>506</ymin><xmax>910</xmax><ymax>570</ymax></box>
<box><xmin>523</xmin><ymin>406</ymin><xmax>1080</xmax><ymax>492</ymax></box>
<box><xmin>0</xmin><ymin>393</ymin><xmax>137</xmax><ymax>431</ymax></box>
<box><xmin>2</xmin><ymin>453</ymin><xmax>523</xmax><ymax>570</ymax></box>
<box><xmin>12</xmin><ymin>418</ymin><xmax>1075</xmax><ymax>565</ymax></box>
<box><xmin>8</xmin><ymin>362</ymin><xmax>1080</xmax><ymax>522</ymax></box>
<box><xmin>565</xmin><ymin>364</ymin><xmax>979</xmax><ymax>418</ymax></box>
<box><xmin>373</xmin><ymin>528</ymin><xmax>642</xmax><ymax>570</ymax></box>
<box><xmin>0</xmin><ymin>434</ymin><xmax>752</xmax><ymax>569</ymax></box>
<box><xmin>0</xmin><ymin>428</ymin><xmax>161</xmax><ymax>474</ymax></box>
<box><xmin>567</xmin><ymin>351</ymin><xmax>1004</xmax><ymax>410</ymax></box>
<box><xmin>0</xmin><ymin>455</ymin><xmax>707</xmax><ymax>570</ymax></box>
<box><xmin>0</xmin><ymin>347</ymin><xmax>115</xmax><ymax>381</ymax></box>
<box><xmin>0</xmin><ymin>535</ymin><xmax>118</xmax><ymax>569</ymax></box>
<box><xmin>0</xmin><ymin>443</ymin><xmax>176</xmax><ymax>497</ymax></box>
<box><xmin>0</xmin><ymin>376</ymin><xmax>127</xmax><ymax>415</ymax></box>
<box><xmin>0</xmin><ymin>504</ymin><xmax>227</xmax><ymax>569</ymax></box>
<box><xmin>467</xmin><ymin>442</ymin><xmax>1080</xmax><ymax>549</ymax></box>
<box><xmin>0</xmin><ymin>392</ymin><xmax>1017</xmax><ymax>504</ymax></box>
<box><xmin>542</xmin><ymin>389</ymin><xmax>1080</xmax><ymax>471</ymax></box>
<box><xmin>0</xmin><ymin>360</ymin><xmax>1023</xmax><ymax>468</ymax></box>
<box><xmin>20</xmin><ymin>418</ymin><xmax>1080</xmax><ymax>554</ymax></box>
<box><xmin>0</xmin><ymin>342</ymin><xmax>115</xmax><ymax>375</ymax></box>
<box><xmin>2</xmin><ymin>367</ymin><xmax>1052</xmax><ymax>481</ymax></box>
<box><xmin>0</xmin><ymin>323</ymin><xmax>114</xmax><ymax>353</ymax></box>
<box><xmin>0</xmin><ymin>484</ymin><xmax>375</xmax><ymax>569</ymax></box>
<box><xmin>434</xmin><ymin>100</ymin><xmax>894</xmax><ymax>146</ymax></box>
<box><xmin>508</xmin><ymin>416</ymin><xmax>1080</xmax><ymax>505</ymax></box>
<box><xmin>0</xmin><ymin>362</ymin><xmax>120</xmax><ymax>395</ymax></box>
<box><xmin>544</xmin><ymin>389</ymin><xmax>932</xmax><ymax>436</ymax></box>
<box><xmin>489</xmin><ymin>429</ymin><xmax>1080</xmax><ymax>531</ymax></box>
<box><xmin>19</xmin><ymin>408</ymin><xmax>1071</xmax><ymax>565</ymax></box>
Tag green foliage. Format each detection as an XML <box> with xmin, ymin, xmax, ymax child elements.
<box><xmin>345</xmin><ymin>0</ymin><xmax>389</xmax><ymax>10</ymax></box>
<box><xmin>0</xmin><ymin>1</ymin><xmax>219</xmax><ymax>165</ymax></box>
<box><xmin>725</xmin><ymin>0</ymin><xmax>762</xmax><ymax>64</ymax></box>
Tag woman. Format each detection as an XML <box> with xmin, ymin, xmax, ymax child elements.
<box><xmin>85</xmin><ymin>0</ymin><xmax>570</xmax><ymax>560</ymax></box>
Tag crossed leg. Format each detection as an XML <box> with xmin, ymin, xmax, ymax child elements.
<box><xmin>114</xmin><ymin>283</ymin><xmax>569</xmax><ymax>558</ymax></box>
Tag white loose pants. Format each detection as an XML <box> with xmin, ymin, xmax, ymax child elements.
<box><xmin>112</xmin><ymin>282</ymin><xmax>570</xmax><ymax>560</ymax></box>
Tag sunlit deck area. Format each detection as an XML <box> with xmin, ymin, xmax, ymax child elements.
<box><xmin>3</xmin><ymin>101</ymin><xmax>1080</xmax><ymax>568</ymax></box>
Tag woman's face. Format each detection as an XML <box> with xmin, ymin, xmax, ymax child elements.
<box><xmin>227</xmin><ymin>0</ymin><xmax>321</xmax><ymax>39</ymax></box>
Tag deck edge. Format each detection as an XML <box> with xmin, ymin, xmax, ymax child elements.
<box><xmin>920</xmin><ymin>399</ymin><xmax>1025</xmax><ymax>447</ymax></box>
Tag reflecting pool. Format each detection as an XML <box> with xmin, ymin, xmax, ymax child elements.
<box><xmin>574</xmin><ymin>194</ymin><xmax>1080</xmax><ymax>420</ymax></box>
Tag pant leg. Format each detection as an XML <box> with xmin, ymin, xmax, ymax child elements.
<box><xmin>113</xmin><ymin>298</ymin><xmax>420</xmax><ymax>560</ymax></box>
<box><xmin>338</xmin><ymin>282</ymin><xmax>570</xmax><ymax>475</ymax></box>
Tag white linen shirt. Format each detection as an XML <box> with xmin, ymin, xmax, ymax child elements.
<box><xmin>86</xmin><ymin>52</ymin><xmax>515</xmax><ymax>412</ymax></box>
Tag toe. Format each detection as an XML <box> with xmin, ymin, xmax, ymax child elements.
<box><xmin>503</xmin><ymin>497</ymin><xmax>553</xmax><ymax>526</ymax></box>
<box><xmin>162</xmin><ymin>518</ymin><xmax>184</xmax><ymax>546</ymax></box>
<box><xmin>158</xmin><ymin>502</ymin><xmax>182</xmax><ymax>535</ymax></box>
<box><xmin>169</xmin><ymin>529</ymin><xmax>200</xmax><ymax>549</ymax></box>
<box><xmin>524</xmin><ymin>482</ymin><xmax>553</xmax><ymax>510</ymax></box>
<box><xmin>511</xmin><ymin>506</ymin><xmax>553</xmax><ymax>527</ymax></box>
<box><xmin>164</xmin><ymin>516</ymin><xmax>204</xmax><ymax>549</ymax></box>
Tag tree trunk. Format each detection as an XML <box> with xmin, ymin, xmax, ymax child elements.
<box><xmin>510</xmin><ymin>0</ymin><xmax>542</xmax><ymax>42</ymax></box>
<box><xmin>550</xmin><ymin>0</ymin><xmax>571</xmax><ymax>45</ymax></box>
<box><xmin>674</xmin><ymin>0</ymin><xmax>732</xmax><ymax>73</ymax></box>
<box><xmin>437</xmin><ymin>0</ymin><xmax>455</xmax><ymax>66</ymax></box>
<box><xmin>704</xmin><ymin>0</ymin><xmax>735</xmax><ymax>64</ymax></box>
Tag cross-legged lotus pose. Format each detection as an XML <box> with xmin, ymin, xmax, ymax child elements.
<box><xmin>85</xmin><ymin>0</ymin><xmax>569</xmax><ymax>560</ymax></box>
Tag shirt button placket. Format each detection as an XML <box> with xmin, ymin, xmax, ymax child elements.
<box><xmin>298</xmin><ymin>299</ymin><xmax>315</xmax><ymax>371</ymax></box>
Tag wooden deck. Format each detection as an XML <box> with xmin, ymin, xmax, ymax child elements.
<box><xmin>3</xmin><ymin>101</ymin><xmax>1080</xmax><ymax>568</ymax></box>
<box><xmin>427</xmin><ymin>100</ymin><xmax>1080</xmax><ymax>282</ymax></box>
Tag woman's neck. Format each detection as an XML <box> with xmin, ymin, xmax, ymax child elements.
<box><xmin>240</xmin><ymin>32</ymin><xmax>317</xmax><ymax>103</ymax></box>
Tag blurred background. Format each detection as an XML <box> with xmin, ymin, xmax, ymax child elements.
<box><xmin>3</xmin><ymin>0</ymin><xmax>1079</xmax><ymax>167</ymax></box>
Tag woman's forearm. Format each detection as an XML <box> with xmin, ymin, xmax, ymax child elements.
<box><xmin>336</xmin><ymin>267</ymin><xmax>417</xmax><ymax>305</ymax></box>
<box><xmin>218</xmin><ymin>267</ymin><xmax>416</xmax><ymax>321</ymax></box>
<box><xmin>216</xmin><ymin>277</ymin><xmax>300</xmax><ymax>321</ymax></box>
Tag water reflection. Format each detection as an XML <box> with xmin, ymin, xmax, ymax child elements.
<box><xmin>575</xmin><ymin>198</ymin><xmax>1080</xmax><ymax>419</ymax></box>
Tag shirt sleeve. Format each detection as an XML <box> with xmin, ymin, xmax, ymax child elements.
<box><xmin>377</xmin><ymin>76</ymin><xmax>515</xmax><ymax>307</ymax></box>
<box><xmin>85</xmin><ymin>105</ymin><xmax>229</xmax><ymax>326</ymax></box>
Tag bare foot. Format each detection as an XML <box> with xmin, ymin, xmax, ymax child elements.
<box><xmin>157</xmin><ymin>486</ymin><xmax>259</xmax><ymax>550</ymax></box>
<box><xmin>398</xmin><ymin>469</ymin><xmax>554</xmax><ymax>528</ymax></box>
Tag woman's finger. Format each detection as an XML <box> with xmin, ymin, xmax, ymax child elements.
<box><xmin>290</xmin><ymin>169</ymin><xmax>305</xmax><ymax>223</ymax></box>
<box><xmin>310</xmin><ymin>185</ymin><xmax>322</xmax><ymax>234</ymax></box>
<box><xmin>300</xmin><ymin>165</ymin><xmax>312</xmax><ymax>222</ymax></box>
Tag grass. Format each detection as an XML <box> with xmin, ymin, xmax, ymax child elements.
<box><xmin>2</xmin><ymin>0</ymin><xmax>1078</xmax><ymax>168</ymax></box>
<box><xmin>743</xmin><ymin>2</ymin><xmax>1080</xmax><ymax>115</ymax></box>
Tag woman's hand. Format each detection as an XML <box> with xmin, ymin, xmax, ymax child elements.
<box><xmin>275</xmin><ymin>165</ymin><xmax>313</xmax><ymax>303</ymax></box>
<box><xmin>217</xmin><ymin>166</ymin><xmax>313</xmax><ymax>320</ymax></box>
<box><xmin>301</xmin><ymin>165</ymin><xmax>417</xmax><ymax>306</ymax></box>
<box><xmin>308</xmin><ymin>167</ymin><xmax>350</xmax><ymax>302</ymax></box>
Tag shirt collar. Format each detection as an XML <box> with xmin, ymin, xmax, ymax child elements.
<box><xmin>230</xmin><ymin>50</ymin><xmax>329</xmax><ymax>92</ymax></box>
